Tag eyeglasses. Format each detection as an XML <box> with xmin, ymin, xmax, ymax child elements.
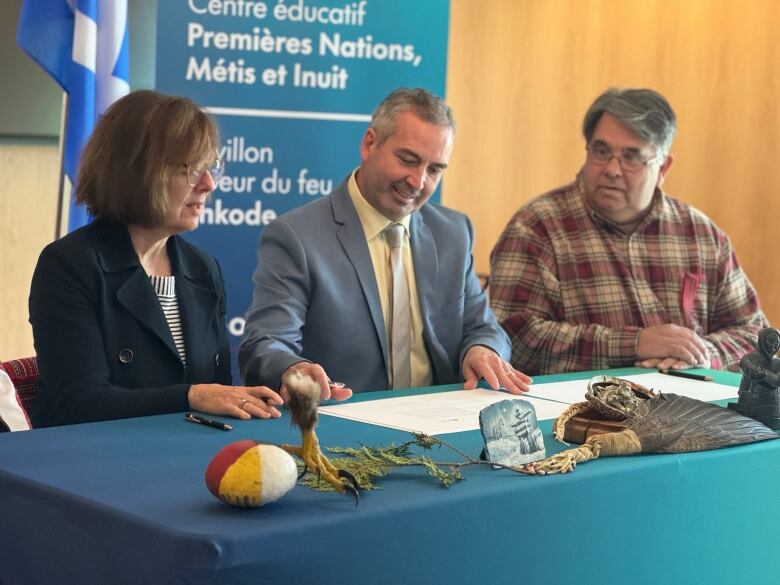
<box><xmin>586</xmin><ymin>143</ymin><xmax>660</xmax><ymax>172</ymax></box>
<box><xmin>186</xmin><ymin>158</ymin><xmax>225</xmax><ymax>187</ymax></box>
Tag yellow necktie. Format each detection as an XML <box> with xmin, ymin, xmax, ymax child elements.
<box><xmin>385</xmin><ymin>224</ymin><xmax>411</xmax><ymax>389</ymax></box>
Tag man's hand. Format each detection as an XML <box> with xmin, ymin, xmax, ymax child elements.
<box><xmin>636</xmin><ymin>324</ymin><xmax>710</xmax><ymax>367</ymax></box>
<box><xmin>280</xmin><ymin>361</ymin><xmax>353</xmax><ymax>403</ymax></box>
<box><xmin>634</xmin><ymin>357</ymin><xmax>696</xmax><ymax>370</ymax></box>
<box><xmin>462</xmin><ymin>345</ymin><xmax>532</xmax><ymax>394</ymax></box>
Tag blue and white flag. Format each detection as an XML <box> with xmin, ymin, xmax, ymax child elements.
<box><xmin>18</xmin><ymin>0</ymin><xmax>129</xmax><ymax>234</ymax></box>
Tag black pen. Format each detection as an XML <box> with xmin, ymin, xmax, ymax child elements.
<box><xmin>185</xmin><ymin>413</ymin><xmax>233</xmax><ymax>431</ymax></box>
<box><xmin>658</xmin><ymin>369</ymin><xmax>714</xmax><ymax>382</ymax></box>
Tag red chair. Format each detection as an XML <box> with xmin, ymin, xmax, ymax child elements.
<box><xmin>0</xmin><ymin>356</ymin><xmax>38</xmax><ymax>430</ymax></box>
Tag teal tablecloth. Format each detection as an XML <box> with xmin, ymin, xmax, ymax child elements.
<box><xmin>0</xmin><ymin>368</ymin><xmax>775</xmax><ymax>585</ymax></box>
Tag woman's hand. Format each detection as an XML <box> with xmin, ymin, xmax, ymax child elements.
<box><xmin>188</xmin><ymin>384</ymin><xmax>284</xmax><ymax>420</ymax></box>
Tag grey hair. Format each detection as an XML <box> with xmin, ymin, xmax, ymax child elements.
<box><xmin>370</xmin><ymin>88</ymin><xmax>455</xmax><ymax>143</ymax></box>
<box><xmin>583</xmin><ymin>88</ymin><xmax>677</xmax><ymax>157</ymax></box>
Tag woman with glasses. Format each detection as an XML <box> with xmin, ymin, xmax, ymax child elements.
<box><xmin>29</xmin><ymin>90</ymin><xmax>284</xmax><ymax>427</ymax></box>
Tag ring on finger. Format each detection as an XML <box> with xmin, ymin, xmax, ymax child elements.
<box><xmin>239</xmin><ymin>399</ymin><xmax>249</xmax><ymax>410</ymax></box>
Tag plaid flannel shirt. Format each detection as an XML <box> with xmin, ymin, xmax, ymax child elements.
<box><xmin>489</xmin><ymin>178</ymin><xmax>767</xmax><ymax>375</ymax></box>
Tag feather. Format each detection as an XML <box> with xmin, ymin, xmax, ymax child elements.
<box><xmin>285</xmin><ymin>371</ymin><xmax>321</xmax><ymax>431</ymax></box>
<box><xmin>628</xmin><ymin>394</ymin><xmax>778</xmax><ymax>453</ymax></box>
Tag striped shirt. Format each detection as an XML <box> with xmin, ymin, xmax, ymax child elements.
<box><xmin>150</xmin><ymin>275</ymin><xmax>187</xmax><ymax>367</ymax></box>
<box><xmin>489</xmin><ymin>177</ymin><xmax>767</xmax><ymax>375</ymax></box>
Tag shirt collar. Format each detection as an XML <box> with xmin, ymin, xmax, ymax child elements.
<box><xmin>347</xmin><ymin>169</ymin><xmax>411</xmax><ymax>240</ymax></box>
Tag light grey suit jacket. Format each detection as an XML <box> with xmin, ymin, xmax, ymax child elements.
<box><xmin>239</xmin><ymin>180</ymin><xmax>510</xmax><ymax>392</ymax></box>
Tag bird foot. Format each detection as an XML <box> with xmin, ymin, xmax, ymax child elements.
<box><xmin>282</xmin><ymin>431</ymin><xmax>360</xmax><ymax>506</ymax></box>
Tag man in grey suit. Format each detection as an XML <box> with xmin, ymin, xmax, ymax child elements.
<box><xmin>239</xmin><ymin>88</ymin><xmax>532</xmax><ymax>400</ymax></box>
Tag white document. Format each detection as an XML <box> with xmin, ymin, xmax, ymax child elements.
<box><xmin>525</xmin><ymin>372</ymin><xmax>739</xmax><ymax>404</ymax></box>
<box><xmin>525</xmin><ymin>378</ymin><xmax>593</xmax><ymax>405</ymax></box>
<box><xmin>621</xmin><ymin>373</ymin><xmax>739</xmax><ymax>401</ymax></box>
<box><xmin>318</xmin><ymin>389</ymin><xmax>569</xmax><ymax>435</ymax></box>
<box><xmin>318</xmin><ymin>373</ymin><xmax>738</xmax><ymax>435</ymax></box>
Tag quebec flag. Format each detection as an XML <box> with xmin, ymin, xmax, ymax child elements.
<box><xmin>17</xmin><ymin>0</ymin><xmax>129</xmax><ymax>234</ymax></box>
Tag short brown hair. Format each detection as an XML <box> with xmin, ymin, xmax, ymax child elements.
<box><xmin>76</xmin><ymin>90</ymin><xmax>219</xmax><ymax>226</ymax></box>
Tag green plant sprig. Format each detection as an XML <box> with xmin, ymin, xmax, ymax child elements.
<box><xmin>297</xmin><ymin>432</ymin><xmax>524</xmax><ymax>492</ymax></box>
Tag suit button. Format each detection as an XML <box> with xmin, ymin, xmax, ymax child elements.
<box><xmin>119</xmin><ymin>349</ymin><xmax>134</xmax><ymax>364</ymax></box>
<box><xmin>214</xmin><ymin>354</ymin><xmax>220</xmax><ymax>366</ymax></box>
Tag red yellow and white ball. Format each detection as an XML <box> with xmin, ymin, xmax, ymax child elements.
<box><xmin>205</xmin><ymin>440</ymin><xmax>297</xmax><ymax>507</ymax></box>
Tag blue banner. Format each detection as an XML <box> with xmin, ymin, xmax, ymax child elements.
<box><xmin>156</xmin><ymin>0</ymin><xmax>450</xmax><ymax>377</ymax></box>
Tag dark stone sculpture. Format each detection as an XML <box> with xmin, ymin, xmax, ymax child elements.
<box><xmin>729</xmin><ymin>327</ymin><xmax>780</xmax><ymax>429</ymax></box>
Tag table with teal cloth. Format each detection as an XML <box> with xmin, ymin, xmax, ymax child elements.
<box><xmin>0</xmin><ymin>368</ymin><xmax>777</xmax><ymax>585</ymax></box>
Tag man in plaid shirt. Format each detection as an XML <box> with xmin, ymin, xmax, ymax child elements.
<box><xmin>489</xmin><ymin>88</ymin><xmax>767</xmax><ymax>375</ymax></box>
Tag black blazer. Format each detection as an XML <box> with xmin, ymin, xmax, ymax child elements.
<box><xmin>29</xmin><ymin>219</ymin><xmax>231</xmax><ymax>427</ymax></box>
